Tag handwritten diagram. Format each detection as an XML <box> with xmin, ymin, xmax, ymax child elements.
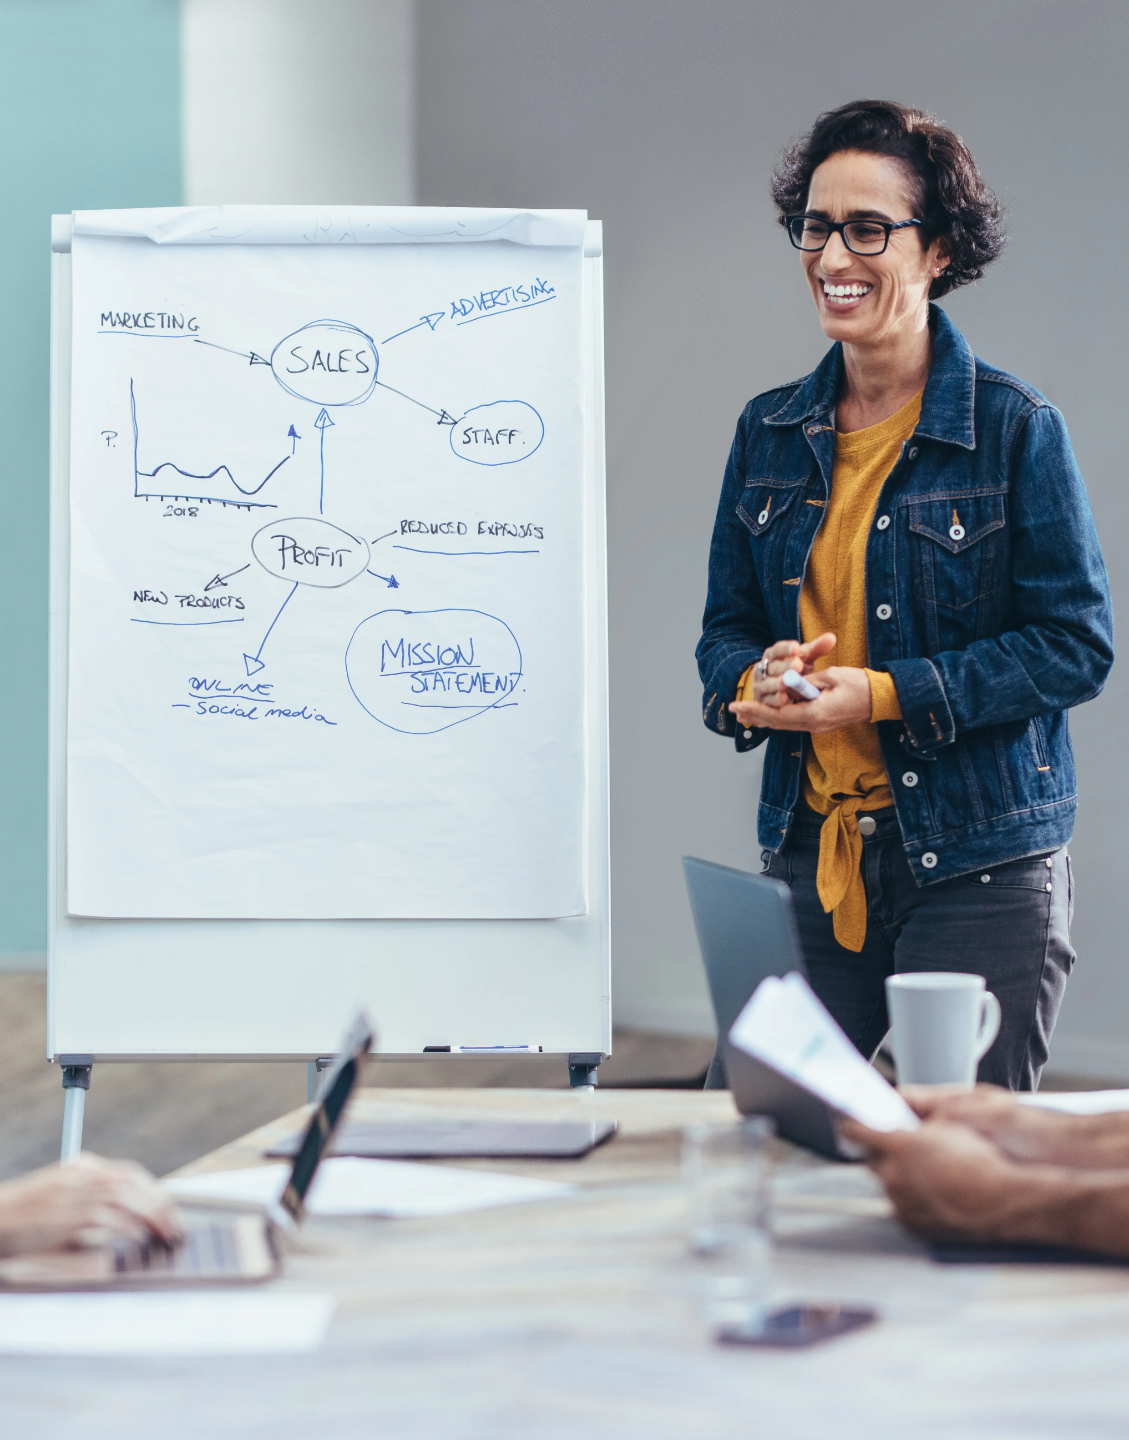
<box><xmin>66</xmin><ymin>222</ymin><xmax>586</xmax><ymax>920</ymax></box>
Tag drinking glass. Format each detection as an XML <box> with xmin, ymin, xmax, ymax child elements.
<box><xmin>682</xmin><ymin>1117</ymin><xmax>774</xmax><ymax>1329</ymax></box>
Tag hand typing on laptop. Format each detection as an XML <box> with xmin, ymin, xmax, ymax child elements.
<box><xmin>0</xmin><ymin>1154</ymin><xmax>182</xmax><ymax>1258</ymax></box>
<box><xmin>842</xmin><ymin>1086</ymin><xmax>1129</xmax><ymax>1258</ymax></box>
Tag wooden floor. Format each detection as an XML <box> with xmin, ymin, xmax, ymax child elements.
<box><xmin>0</xmin><ymin>974</ymin><xmax>715</xmax><ymax>1180</ymax></box>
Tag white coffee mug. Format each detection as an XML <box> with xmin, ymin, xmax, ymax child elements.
<box><xmin>885</xmin><ymin>972</ymin><xmax>1002</xmax><ymax>1087</ymax></box>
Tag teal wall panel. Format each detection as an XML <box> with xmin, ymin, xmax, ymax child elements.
<box><xmin>0</xmin><ymin>0</ymin><xmax>181</xmax><ymax>954</ymax></box>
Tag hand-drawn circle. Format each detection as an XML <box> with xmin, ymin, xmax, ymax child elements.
<box><xmin>252</xmin><ymin>516</ymin><xmax>370</xmax><ymax>588</ymax></box>
<box><xmin>345</xmin><ymin>608</ymin><xmax>523</xmax><ymax>735</ymax></box>
<box><xmin>450</xmin><ymin>401</ymin><xmax>544</xmax><ymax>466</ymax></box>
<box><xmin>270</xmin><ymin>320</ymin><xmax>378</xmax><ymax>406</ymax></box>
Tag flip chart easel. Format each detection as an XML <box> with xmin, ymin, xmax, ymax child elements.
<box><xmin>48</xmin><ymin>208</ymin><xmax>609</xmax><ymax>1155</ymax></box>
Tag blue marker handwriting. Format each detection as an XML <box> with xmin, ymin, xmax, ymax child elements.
<box><xmin>381</xmin><ymin>278</ymin><xmax>555</xmax><ymax>346</ymax></box>
<box><xmin>450</xmin><ymin>277</ymin><xmax>554</xmax><ymax>321</ymax></box>
<box><xmin>477</xmin><ymin>521</ymin><xmax>544</xmax><ymax>539</ymax></box>
<box><xmin>401</xmin><ymin>519</ymin><xmax>468</xmax><ymax>536</ymax></box>
<box><xmin>184</xmin><ymin>698</ymin><xmax>336</xmax><ymax>724</ymax></box>
<box><xmin>378</xmin><ymin>635</ymin><xmax>519</xmax><ymax>698</ymax></box>
<box><xmin>189</xmin><ymin>676</ymin><xmax>274</xmax><ymax>698</ymax></box>
<box><xmin>99</xmin><ymin>311</ymin><xmax>198</xmax><ymax>333</ymax></box>
<box><xmin>181</xmin><ymin>680</ymin><xmax>334</xmax><ymax>724</ymax></box>
<box><xmin>174</xmin><ymin>592</ymin><xmax>244</xmax><ymax>610</ymax></box>
<box><xmin>380</xmin><ymin>638</ymin><xmax>475</xmax><ymax>673</ymax></box>
<box><xmin>407</xmin><ymin>669</ymin><xmax>520</xmax><ymax>697</ymax></box>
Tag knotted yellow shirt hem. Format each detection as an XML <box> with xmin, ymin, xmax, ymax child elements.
<box><xmin>736</xmin><ymin>667</ymin><xmax>902</xmax><ymax>951</ymax></box>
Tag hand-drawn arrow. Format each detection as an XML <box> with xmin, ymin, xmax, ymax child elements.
<box><xmin>194</xmin><ymin>338</ymin><xmax>270</xmax><ymax>365</ymax></box>
<box><xmin>204</xmin><ymin>563</ymin><xmax>250</xmax><ymax>592</ymax></box>
<box><xmin>381</xmin><ymin>312</ymin><xmax>446</xmax><ymax>345</ymax></box>
<box><xmin>367</xmin><ymin>569</ymin><xmax>400</xmax><ymax>588</ymax></box>
<box><xmin>243</xmin><ymin>582</ymin><xmax>298</xmax><ymax>676</ymax></box>
<box><xmin>374</xmin><ymin>379</ymin><xmax>457</xmax><ymax>424</ymax></box>
<box><xmin>315</xmin><ymin>408</ymin><xmax>335</xmax><ymax>514</ymax></box>
<box><xmin>288</xmin><ymin>424</ymin><xmax>301</xmax><ymax>454</ymax></box>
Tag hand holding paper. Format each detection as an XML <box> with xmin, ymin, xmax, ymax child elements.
<box><xmin>728</xmin><ymin>972</ymin><xmax>919</xmax><ymax>1133</ymax></box>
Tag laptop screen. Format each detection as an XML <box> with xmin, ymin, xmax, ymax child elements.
<box><xmin>279</xmin><ymin>1011</ymin><xmax>374</xmax><ymax>1224</ymax></box>
<box><xmin>682</xmin><ymin>856</ymin><xmax>806</xmax><ymax>1039</ymax></box>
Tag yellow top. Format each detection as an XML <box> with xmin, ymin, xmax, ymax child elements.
<box><xmin>738</xmin><ymin>390</ymin><xmax>920</xmax><ymax>952</ymax></box>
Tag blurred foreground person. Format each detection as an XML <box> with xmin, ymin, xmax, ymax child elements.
<box><xmin>0</xmin><ymin>1153</ymin><xmax>181</xmax><ymax>1257</ymax></box>
<box><xmin>843</xmin><ymin>1088</ymin><xmax>1129</xmax><ymax>1257</ymax></box>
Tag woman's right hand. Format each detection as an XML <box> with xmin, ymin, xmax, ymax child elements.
<box><xmin>0</xmin><ymin>1154</ymin><xmax>183</xmax><ymax>1258</ymax></box>
<box><xmin>751</xmin><ymin>632</ymin><xmax>837</xmax><ymax>709</ymax></box>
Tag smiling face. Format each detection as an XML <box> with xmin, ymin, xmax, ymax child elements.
<box><xmin>801</xmin><ymin>149</ymin><xmax>949</xmax><ymax>351</ymax></box>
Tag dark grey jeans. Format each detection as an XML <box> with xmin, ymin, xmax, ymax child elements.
<box><xmin>706</xmin><ymin>803</ymin><xmax>1075</xmax><ymax>1093</ymax></box>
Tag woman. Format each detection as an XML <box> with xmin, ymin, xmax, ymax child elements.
<box><xmin>697</xmin><ymin>99</ymin><xmax>1113</xmax><ymax>1090</ymax></box>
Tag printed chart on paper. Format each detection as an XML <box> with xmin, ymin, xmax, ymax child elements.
<box><xmin>66</xmin><ymin>235</ymin><xmax>587</xmax><ymax>919</ymax></box>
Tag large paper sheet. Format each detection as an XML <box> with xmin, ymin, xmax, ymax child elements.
<box><xmin>1020</xmin><ymin>1090</ymin><xmax>1129</xmax><ymax>1115</ymax></box>
<box><xmin>0</xmin><ymin>1293</ymin><xmax>334</xmax><ymax>1355</ymax></box>
<box><xmin>165</xmin><ymin>1157</ymin><xmax>574</xmax><ymax>1217</ymax></box>
<box><xmin>67</xmin><ymin>213</ymin><xmax>588</xmax><ymax>918</ymax></box>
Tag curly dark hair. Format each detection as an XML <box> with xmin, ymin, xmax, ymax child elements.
<box><xmin>770</xmin><ymin>99</ymin><xmax>1005</xmax><ymax>299</ymax></box>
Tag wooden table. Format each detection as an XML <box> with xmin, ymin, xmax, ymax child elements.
<box><xmin>7</xmin><ymin>1087</ymin><xmax>1129</xmax><ymax>1439</ymax></box>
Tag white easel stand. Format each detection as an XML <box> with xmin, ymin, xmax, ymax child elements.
<box><xmin>59</xmin><ymin>1055</ymin><xmax>93</xmax><ymax>1161</ymax></box>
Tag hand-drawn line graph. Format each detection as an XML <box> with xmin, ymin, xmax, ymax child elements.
<box><xmin>130</xmin><ymin>380</ymin><xmax>286</xmax><ymax>510</ymax></box>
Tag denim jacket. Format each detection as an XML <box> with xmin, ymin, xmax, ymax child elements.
<box><xmin>696</xmin><ymin>305</ymin><xmax>1114</xmax><ymax>883</ymax></box>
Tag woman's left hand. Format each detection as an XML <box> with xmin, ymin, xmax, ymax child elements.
<box><xmin>731</xmin><ymin>665</ymin><xmax>873</xmax><ymax>734</ymax></box>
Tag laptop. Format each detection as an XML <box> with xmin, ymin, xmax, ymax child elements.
<box><xmin>682</xmin><ymin>856</ymin><xmax>844</xmax><ymax>1159</ymax></box>
<box><xmin>265</xmin><ymin>1117</ymin><xmax>617</xmax><ymax>1160</ymax></box>
<box><xmin>0</xmin><ymin>1011</ymin><xmax>374</xmax><ymax>1291</ymax></box>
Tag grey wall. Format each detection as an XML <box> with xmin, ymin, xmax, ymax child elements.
<box><xmin>417</xmin><ymin>0</ymin><xmax>1129</xmax><ymax>1069</ymax></box>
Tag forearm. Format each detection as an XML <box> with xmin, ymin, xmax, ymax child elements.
<box><xmin>985</xmin><ymin>1167</ymin><xmax>1129</xmax><ymax>1257</ymax></box>
<box><xmin>1017</xmin><ymin>1111</ymin><xmax>1129</xmax><ymax>1170</ymax></box>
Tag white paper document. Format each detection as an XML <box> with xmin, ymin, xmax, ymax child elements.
<box><xmin>165</xmin><ymin>1156</ymin><xmax>575</xmax><ymax>1217</ymax></box>
<box><xmin>0</xmin><ymin>1292</ymin><xmax>334</xmax><ymax>1355</ymax></box>
<box><xmin>66</xmin><ymin>208</ymin><xmax>589</xmax><ymax>918</ymax></box>
<box><xmin>729</xmin><ymin>972</ymin><xmax>919</xmax><ymax>1133</ymax></box>
<box><xmin>1020</xmin><ymin>1089</ymin><xmax>1129</xmax><ymax>1115</ymax></box>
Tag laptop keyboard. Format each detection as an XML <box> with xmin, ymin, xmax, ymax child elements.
<box><xmin>113</xmin><ymin>1220</ymin><xmax>243</xmax><ymax>1276</ymax></box>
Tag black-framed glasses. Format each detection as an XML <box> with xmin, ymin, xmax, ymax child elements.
<box><xmin>786</xmin><ymin>214</ymin><xmax>922</xmax><ymax>256</ymax></box>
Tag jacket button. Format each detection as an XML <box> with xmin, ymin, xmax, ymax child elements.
<box><xmin>743</xmin><ymin>729</ymin><xmax>753</xmax><ymax>739</ymax></box>
<box><xmin>1045</xmin><ymin>881</ymin><xmax>1053</xmax><ymax>892</ymax></box>
<box><xmin>981</xmin><ymin>874</ymin><xmax>991</xmax><ymax>883</ymax></box>
<box><xmin>857</xmin><ymin>815</ymin><xmax>877</xmax><ymax>837</ymax></box>
<box><xmin>876</xmin><ymin>603</ymin><xmax>892</xmax><ymax>620</ymax></box>
<box><xmin>921</xmin><ymin>852</ymin><xmax>938</xmax><ymax>869</ymax></box>
<box><xmin>1045</xmin><ymin>857</ymin><xmax>1053</xmax><ymax>867</ymax></box>
<box><xmin>876</xmin><ymin>515</ymin><xmax>891</xmax><ymax>530</ymax></box>
<box><xmin>902</xmin><ymin>771</ymin><xmax>919</xmax><ymax>787</ymax></box>
<box><xmin>758</xmin><ymin>509</ymin><xmax>770</xmax><ymax>525</ymax></box>
<box><xmin>949</xmin><ymin>524</ymin><xmax>966</xmax><ymax>541</ymax></box>
<box><xmin>908</xmin><ymin>446</ymin><xmax>919</xmax><ymax>460</ymax></box>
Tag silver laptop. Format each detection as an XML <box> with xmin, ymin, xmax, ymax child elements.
<box><xmin>682</xmin><ymin>856</ymin><xmax>843</xmax><ymax>1159</ymax></box>
<box><xmin>0</xmin><ymin>1012</ymin><xmax>374</xmax><ymax>1291</ymax></box>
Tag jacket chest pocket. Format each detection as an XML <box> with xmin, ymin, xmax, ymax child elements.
<box><xmin>908</xmin><ymin>493</ymin><xmax>1007</xmax><ymax>649</ymax></box>
<box><xmin>737</xmin><ymin>479</ymin><xmax>806</xmax><ymax>539</ymax></box>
